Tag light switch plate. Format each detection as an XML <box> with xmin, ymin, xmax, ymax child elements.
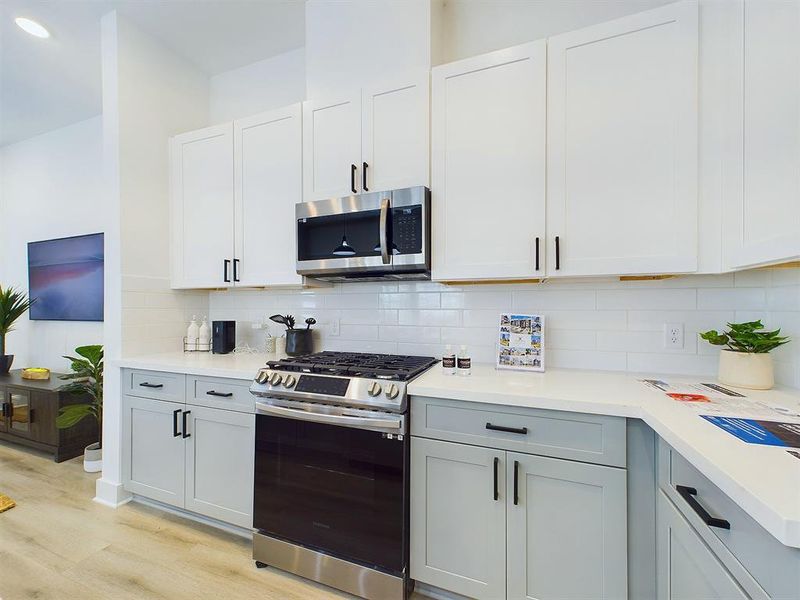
<box><xmin>664</xmin><ymin>323</ymin><xmax>684</xmax><ymax>349</ymax></box>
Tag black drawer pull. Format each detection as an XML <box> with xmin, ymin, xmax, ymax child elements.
<box><xmin>513</xmin><ymin>460</ymin><xmax>520</xmax><ymax>505</ymax></box>
<box><xmin>139</xmin><ymin>382</ymin><xmax>164</xmax><ymax>389</ymax></box>
<box><xmin>676</xmin><ymin>485</ymin><xmax>730</xmax><ymax>530</ymax></box>
<box><xmin>555</xmin><ymin>236</ymin><xmax>561</xmax><ymax>270</ymax></box>
<box><xmin>182</xmin><ymin>410</ymin><xmax>191</xmax><ymax>439</ymax></box>
<box><xmin>173</xmin><ymin>409</ymin><xmax>181</xmax><ymax>437</ymax></box>
<box><xmin>493</xmin><ymin>457</ymin><xmax>499</xmax><ymax>501</ymax></box>
<box><xmin>486</xmin><ymin>422</ymin><xmax>528</xmax><ymax>435</ymax></box>
<box><xmin>206</xmin><ymin>390</ymin><xmax>233</xmax><ymax>398</ymax></box>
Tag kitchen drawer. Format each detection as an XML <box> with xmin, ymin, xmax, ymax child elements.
<box><xmin>124</xmin><ymin>370</ymin><xmax>186</xmax><ymax>403</ymax></box>
<box><xmin>410</xmin><ymin>397</ymin><xmax>626</xmax><ymax>468</ymax></box>
<box><xmin>658</xmin><ymin>440</ymin><xmax>800</xmax><ymax>599</ymax></box>
<box><xmin>186</xmin><ymin>376</ymin><xmax>254</xmax><ymax>413</ymax></box>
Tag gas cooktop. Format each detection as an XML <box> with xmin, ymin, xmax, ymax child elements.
<box><xmin>265</xmin><ymin>351</ymin><xmax>438</xmax><ymax>382</ymax></box>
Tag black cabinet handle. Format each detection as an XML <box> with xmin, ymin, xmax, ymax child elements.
<box><xmin>535</xmin><ymin>237</ymin><xmax>540</xmax><ymax>271</ymax></box>
<box><xmin>173</xmin><ymin>409</ymin><xmax>181</xmax><ymax>437</ymax></box>
<box><xmin>182</xmin><ymin>410</ymin><xmax>191</xmax><ymax>439</ymax></box>
<box><xmin>139</xmin><ymin>382</ymin><xmax>164</xmax><ymax>389</ymax></box>
<box><xmin>676</xmin><ymin>485</ymin><xmax>730</xmax><ymax>530</ymax></box>
<box><xmin>513</xmin><ymin>460</ymin><xmax>520</xmax><ymax>505</ymax></box>
<box><xmin>555</xmin><ymin>236</ymin><xmax>561</xmax><ymax>270</ymax></box>
<box><xmin>486</xmin><ymin>422</ymin><xmax>528</xmax><ymax>435</ymax></box>
<box><xmin>351</xmin><ymin>164</ymin><xmax>358</xmax><ymax>194</ymax></box>
<box><xmin>206</xmin><ymin>390</ymin><xmax>233</xmax><ymax>398</ymax></box>
<box><xmin>362</xmin><ymin>162</ymin><xmax>369</xmax><ymax>191</ymax></box>
<box><xmin>1</xmin><ymin>402</ymin><xmax>6</xmax><ymax>417</ymax></box>
<box><xmin>223</xmin><ymin>259</ymin><xmax>231</xmax><ymax>283</ymax></box>
<box><xmin>493</xmin><ymin>456</ymin><xmax>499</xmax><ymax>501</ymax></box>
<box><xmin>233</xmin><ymin>259</ymin><xmax>240</xmax><ymax>282</ymax></box>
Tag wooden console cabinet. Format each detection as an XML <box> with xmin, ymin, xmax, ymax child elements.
<box><xmin>0</xmin><ymin>370</ymin><xmax>98</xmax><ymax>462</ymax></box>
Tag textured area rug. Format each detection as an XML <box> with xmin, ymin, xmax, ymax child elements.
<box><xmin>0</xmin><ymin>493</ymin><xmax>16</xmax><ymax>513</ymax></box>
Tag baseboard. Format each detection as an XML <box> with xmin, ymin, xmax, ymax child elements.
<box><xmin>130</xmin><ymin>495</ymin><xmax>253</xmax><ymax>540</ymax></box>
<box><xmin>94</xmin><ymin>478</ymin><xmax>132</xmax><ymax>508</ymax></box>
<box><xmin>414</xmin><ymin>582</ymin><xmax>470</xmax><ymax>600</ymax></box>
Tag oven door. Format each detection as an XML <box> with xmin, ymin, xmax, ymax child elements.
<box><xmin>296</xmin><ymin>186</ymin><xmax>429</xmax><ymax>278</ymax></box>
<box><xmin>253</xmin><ymin>401</ymin><xmax>408</xmax><ymax>575</ymax></box>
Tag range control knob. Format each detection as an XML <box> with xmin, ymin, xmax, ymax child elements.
<box><xmin>367</xmin><ymin>381</ymin><xmax>382</xmax><ymax>397</ymax></box>
<box><xmin>269</xmin><ymin>372</ymin><xmax>283</xmax><ymax>386</ymax></box>
<box><xmin>256</xmin><ymin>370</ymin><xmax>269</xmax><ymax>384</ymax></box>
<box><xmin>283</xmin><ymin>375</ymin><xmax>297</xmax><ymax>388</ymax></box>
<box><xmin>385</xmin><ymin>383</ymin><xmax>400</xmax><ymax>400</ymax></box>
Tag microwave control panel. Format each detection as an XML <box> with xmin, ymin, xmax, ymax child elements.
<box><xmin>392</xmin><ymin>206</ymin><xmax>423</xmax><ymax>255</ymax></box>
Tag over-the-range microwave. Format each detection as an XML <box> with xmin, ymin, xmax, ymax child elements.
<box><xmin>295</xmin><ymin>186</ymin><xmax>430</xmax><ymax>282</ymax></box>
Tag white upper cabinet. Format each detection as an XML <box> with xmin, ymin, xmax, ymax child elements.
<box><xmin>234</xmin><ymin>105</ymin><xmax>303</xmax><ymax>287</ymax></box>
<box><xmin>431</xmin><ymin>41</ymin><xmax>547</xmax><ymax>281</ymax></box>
<box><xmin>170</xmin><ymin>123</ymin><xmax>235</xmax><ymax>288</ymax></box>
<box><xmin>724</xmin><ymin>0</ymin><xmax>800</xmax><ymax>269</ymax></box>
<box><xmin>547</xmin><ymin>1</ymin><xmax>699</xmax><ymax>277</ymax></box>
<box><xmin>303</xmin><ymin>93</ymin><xmax>362</xmax><ymax>201</ymax></box>
<box><xmin>303</xmin><ymin>74</ymin><xmax>430</xmax><ymax>201</ymax></box>
<box><xmin>362</xmin><ymin>74</ymin><xmax>430</xmax><ymax>193</ymax></box>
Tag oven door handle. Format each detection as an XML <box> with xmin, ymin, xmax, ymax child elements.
<box><xmin>379</xmin><ymin>197</ymin><xmax>391</xmax><ymax>265</ymax></box>
<box><xmin>256</xmin><ymin>401</ymin><xmax>402</xmax><ymax>431</ymax></box>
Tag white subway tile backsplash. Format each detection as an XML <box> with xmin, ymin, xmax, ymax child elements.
<box><xmin>380</xmin><ymin>293</ymin><xmax>441</xmax><ymax>309</ymax></box>
<box><xmin>544</xmin><ymin>310</ymin><xmax>627</xmax><ymax>331</ymax></box>
<box><xmin>441</xmin><ymin>291</ymin><xmax>512</xmax><ymax>310</ymax></box>
<box><xmin>547</xmin><ymin>349</ymin><xmax>627</xmax><ymax>371</ymax></box>
<box><xmin>627</xmin><ymin>353</ymin><xmax>718</xmax><ymax>376</ymax></box>
<box><xmin>697</xmin><ymin>288</ymin><xmax>766</xmax><ymax>310</ymax></box>
<box><xmin>597</xmin><ymin>289</ymin><xmax>696</xmax><ymax>310</ymax></box>
<box><xmin>546</xmin><ymin>329</ymin><xmax>597</xmax><ymax>350</ymax></box>
<box><xmin>627</xmin><ymin>310</ymin><xmax>734</xmax><ymax>333</ymax></box>
<box><xmin>398</xmin><ymin>309</ymin><xmax>461</xmax><ymax>327</ymax></box>
<box><xmin>379</xmin><ymin>326</ymin><xmax>441</xmax><ymax>343</ymax></box>
<box><xmin>767</xmin><ymin>286</ymin><xmax>800</xmax><ymax>311</ymax></box>
<box><xmin>512</xmin><ymin>290</ymin><xmax>596</xmax><ymax>311</ymax></box>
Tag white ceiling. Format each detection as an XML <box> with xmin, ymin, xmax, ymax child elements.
<box><xmin>0</xmin><ymin>0</ymin><xmax>305</xmax><ymax>147</ymax></box>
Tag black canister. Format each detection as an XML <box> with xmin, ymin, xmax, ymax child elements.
<box><xmin>285</xmin><ymin>329</ymin><xmax>313</xmax><ymax>356</ymax></box>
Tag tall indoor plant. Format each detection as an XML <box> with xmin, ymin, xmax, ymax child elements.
<box><xmin>0</xmin><ymin>285</ymin><xmax>34</xmax><ymax>374</ymax></box>
<box><xmin>700</xmin><ymin>320</ymin><xmax>790</xmax><ymax>390</ymax></box>
<box><xmin>56</xmin><ymin>345</ymin><xmax>104</xmax><ymax>472</ymax></box>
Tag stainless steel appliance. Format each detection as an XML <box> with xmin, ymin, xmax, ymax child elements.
<box><xmin>295</xmin><ymin>186</ymin><xmax>430</xmax><ymax>282</ymax></box>
<box><xmin>249</xmin><ymin>351</ymin><xmax>438</xmax><ymax>600</ymax></box>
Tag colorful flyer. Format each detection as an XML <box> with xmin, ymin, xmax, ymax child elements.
<box><xmin>497</xmin><ymin>313</ymin><xmax>544</xmax><ymax>372</ymax></box>
<box><xmin>701</xmin><ymin>416</ymin><xmax>800</xmax><ymax>448</ymax></box>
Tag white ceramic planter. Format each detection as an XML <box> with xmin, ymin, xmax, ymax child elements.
<box><xmin>718</xmin><ymin>350</ymin><xmax>774</xmax><ymax>390</ymax></box>
<box><xmin>84</xmin><ymin>442</ymin><xmax>102</xmax><ymax>473</ymax></box>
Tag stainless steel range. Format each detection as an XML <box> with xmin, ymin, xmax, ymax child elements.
<box><xmin>250</xmin><ymin>351</ymin><xmax>438</xmax><ymax>600</ymax></box>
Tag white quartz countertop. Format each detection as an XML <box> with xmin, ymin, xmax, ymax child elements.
<box><xmin>408</xmin><ymin>365</ymin><xmax>800</xmax><ymax>549</ymax></box>
<box><xmin>112</xmin><ymin>351</ymin><xmax>275</xmax><ymax>380</ymax></box>
<box><xmin>112</xmin><ymin>352</ymin><xmax>800</xmax><ymax>548</ymax></box>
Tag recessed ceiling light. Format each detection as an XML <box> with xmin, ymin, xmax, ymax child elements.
<box><xmin>15</xmin><ymin>17</ymin><xmax>50</xmax><ymax>39</ymax></box>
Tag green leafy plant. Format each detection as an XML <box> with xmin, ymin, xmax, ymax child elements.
<box><xmin>0</xmin><ymin>285</ymin><xmax>34</xmax><ymax>356</ymax></box>
<box><xmin>700</xmin><ymin>320</ymin><xmax>790</xmax><ymax>354</ymax></box>
<box><xmin>56</xmin><ymin>345</ymin><xmax>104</xmax><ymax>448</ymax></box>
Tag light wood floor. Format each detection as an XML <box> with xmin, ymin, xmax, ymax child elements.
<box><xmin>0</xmin><ymin>441</ymin><xmax>421</xmax><ymax>600</ymax></box>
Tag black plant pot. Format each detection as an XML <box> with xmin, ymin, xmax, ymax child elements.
<box><xmin>285</xmin><ymin>329</ymin><xmax>313</xmax><ymax>356</ymax></box>
<box><xmin>0</xmin><ymin>355</ymin><xmax>14</xmax><ymax>374</ymax></box>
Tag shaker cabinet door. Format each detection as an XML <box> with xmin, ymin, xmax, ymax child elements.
<box><xmin>431</xmin><ymin>40</ymin><xmax>547</xmax><ymax>281</ymax></box>
<box><xmin>234</xmin><ymin>104</ymin><xmax>303</xmax><ymax>286</ymax></box>
<box><xmin>122</xmin><ymin>395</ymin><xmax>185</xmax><ymax>508</ymax></box>
<box><xmin>547</xmin><ymin>1</ymin><xmax>698</xmax><ymax>277</ymax></box>
<box><xmin>302</xmin><ymin>94</ymin><xmax>362</xmax><ymax>201</ymax></box>
<box><xmin>170</xmin><ymin>123</ymin><xmax>235</xmax><ymax>288</ymax></box>
<box><xmin>184</xmin><ymin>406</ymin><xmax>255</xmax><ymax>528</ymax></box>
<box><xmin>410</xmin><ymin>437</ymin><xmax>506</xmax><ymax>600</ymax></box>
<box><xmin>507</xmin><ymin>452</ymin><xmax>628</xmax><ymax>600</ymax></box>
<box><xmin>656</xmin><ymin>491</ymin><xmax>749</xmax><ymax>600</ymax></box>
<box><xmin>724</xmin><ymin>0</ymin><xmax>800</xmax><ymax>269</ymax></box>
<box><xmin>362</xmin><ymin>73</ymin><xmax>430</xmax><ymax>193</ymax></box>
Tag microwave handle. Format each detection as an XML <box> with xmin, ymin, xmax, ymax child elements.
<box><xmin>379</xmin><ymin>197</ymin><xmax>391</xmax><ymax>265</ymax></box>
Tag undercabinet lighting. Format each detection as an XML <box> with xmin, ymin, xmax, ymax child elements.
<box><xmin>15</xmin><ymin>17</ymin><xmax>50</xmax><ymax>38</ymax></box>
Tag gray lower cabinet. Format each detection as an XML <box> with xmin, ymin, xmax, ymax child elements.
<box><xmin>656</xmin><ymin>490</ymin><xmax>748</xmax><ymax>600</ymax></box>
<box><xmin>184</xmin><ymin>406</ymin><xmax>254</xmax><ymax>528</ymax></box>
<box><xmin>410</xmin><ymin>437</ymin><xmax>506</xmax><ymax>599</ymax></box>
<box><xmin>122</xmin><ymin>394</ymin><xmax>255</xmax><ymax>528</ymax></box>
<box><xmin>123</xmin><ymin>395</ymin><xmax>185</xmax><ymax>507</ymax></box>
<box><xmin>507</xmin><ymin>452</ymin><xmax>628</xmax><ymax>600</ymax></box>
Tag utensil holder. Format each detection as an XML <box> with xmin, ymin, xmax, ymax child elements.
<box><xmin>285</xmin><ymin>329</ymin><xmax>313</xmax><ymax>356</ymax></box>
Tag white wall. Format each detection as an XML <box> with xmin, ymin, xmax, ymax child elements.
<box><xmin>0</xmin><ymin>116</ymin><xmax>105</xmax><ymax>370</ymax></box>
<box><xmin>210</xmin><ymin>270</ymin><xmax>800</xmax><ymax>389</ymax></box>
<box><xmin>305</xmin><ymin>0</ymin><xmax>432</xmax><ymax>98</ymax></box>
<box><xmin>438</xmin><ymin>0</ymin><xmax>676</xmax><ymax>64</ymax></box>
<box><xmin>209</xmin><ymin>48</ymin><xmax>305</xmax><ymax>124</ymax></box>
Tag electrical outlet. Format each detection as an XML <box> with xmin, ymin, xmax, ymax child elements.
<box><xmin>664</xmin><ymin>323</ymin><xmax>684</xmax><ymax>349</ymax></box>
<box><xmin>329</xmin><ymin>318</ymin><xmax>340</xmax><ymax>337</ymax></box>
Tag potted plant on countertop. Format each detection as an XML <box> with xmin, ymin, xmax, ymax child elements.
<box><xmin>56</xmin><ymin>345</ymin><xmax>104</xmax><ymax>472</ymax></box>
<box><xmin>700</xmin><ymin>320</ymin><xmax>790</xmax><ymax>390</ymax></box>
<box><xmin>0</xmin><ymin>285</ymin><xmax>34</xmax><ymax>374</ymax></box>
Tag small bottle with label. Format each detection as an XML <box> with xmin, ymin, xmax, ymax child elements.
<box><xmin>186</xmin><ymin>315</ymin><xmax>199</xmax><ymax>351</ymax></box>
<box><xmin>457</xmin><ymin>345</ymin><xmax>471</xmax><ymax>376</ymax></box>
<box><xmin>198</xmin><ymin>316</ymin><xmax>211</xmax><ymax>351</ymax></box>
<box><xmin>442</xmin><ymin>345</ymin><xmax>456</xmax><ymax>375</ymax></box>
